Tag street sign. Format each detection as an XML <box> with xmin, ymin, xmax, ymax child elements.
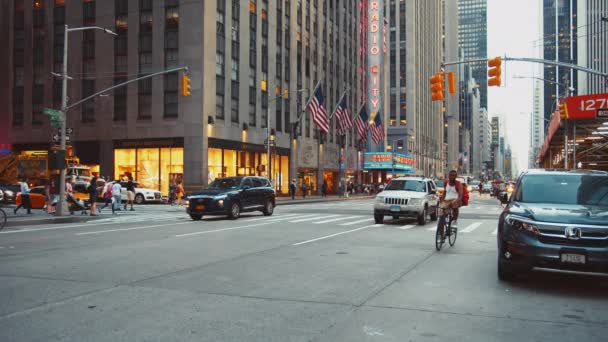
<box><xmin>57</xmin><ymin>128</ymin><xmax>74</xmax><ymax>134</ymax></box>
<box><xmin>52</xmin><ymin>134</ymin><xmax>71</xmax><ymax>143</ymax></box>
<box><xmin>564</xmin><ymin>93</ymin><xmax>608</xmax><ymax>119</ymax></box>
<box><xmin>43</xmin><ymin>108</ymin><xmax>62</xmax><ymax>116</ymax></box>
<box><xmin>51</xmin><ymin>121</ymin><xmax>61</xmax><ymax>128</ymax></box>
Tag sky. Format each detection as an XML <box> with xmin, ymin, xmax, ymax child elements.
<box><xmin>487</xmin><ymin>0</ymin><xmax>542</xmax><ymax>173</ymax></box>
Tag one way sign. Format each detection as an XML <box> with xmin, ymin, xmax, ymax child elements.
<box><xmin>52</xmin><ymin>134</ymin><xmax>71</xmax><ymax>143</ymax></box>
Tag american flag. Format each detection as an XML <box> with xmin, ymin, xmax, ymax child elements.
<box><xmin>354</xmin><ymin>105</ymin><xmax>369</xmax><ymax>142</ymax></box>
<box><xmin>371</xmin><ymin>112</ymin><xmax>385</xmax><ymax>145</ymax></box>
<box><xmin>334</xmin><ymin>96</ymin><xmax>353</xmax><ymax>135</ymax></box>
<box><xmin>307</xmin><ymin>85</ymin><xmax>330</xmax><ymax>134</ymax></box>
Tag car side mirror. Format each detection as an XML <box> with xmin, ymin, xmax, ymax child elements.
<box><xmin>430</xmin><ymin>190</ymin><xmax>437</xmax><ymax>195</ymax></box>
<box><xmin>242</xmin><ymin>185</ymin><xmax>251</xmax><ymax>190</ymax></box>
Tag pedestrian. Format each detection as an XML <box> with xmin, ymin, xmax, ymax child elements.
<box><xmin>289</xmin><ymin>179</ymin><xmax>297</xmax><ymax>200</ymax></box>
<box><xmin>98</xmin><ymin>181</ymin><xmax>113</xmax><ymax>213</ymax></box>
<box><xmin>125</xmin><ymin>176</ymin><xmax>135</xmax><ymax>211</ymax></box>
<box><xmin>111</xmin><ymin>180</ymin><xmax>122</xmax><ymax>214</ymax></box>
<box><xmin>14</xmin><ymin>178</ymin><xmax>32</xmax><ymax>215</ymax></box>
<box><xmin>88</xmin><ymin>176</ymin><xmax>98</xmax><ymax>216</ymax></box>
<box><xmin>175</xmin><ymin>180</ymin><xmax>184</xmax><ymax>206</ymax></box>
<box><xmin>321</xmin><ymin>181</ymin><xmax>327</xmax><ymax>197</ymax></box>
<box><xmin>301</xmin><ymin>182</ymin><xmax>307</xmax><ymax>199</ymax></box>
<box><xmin>169</xmin><ymin>177</ymin><xmax>176</xmax><ymax>205</ymax></box>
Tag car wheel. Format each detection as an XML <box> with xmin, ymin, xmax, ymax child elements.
<box><xmin>417</xmin><ymin>206</ymin><xmax>428</xmax><ymax>225</ymax></box>
<box><xmin>430</xmin><ymin>204</ymin><xmax>438</xmax><ymax>221</ymax></box>
<box><xmin>374</xmin><ymin>212</ymin><xmax>384</xmax><ymax>224</ymax></box>
<box><xmin>229</xmin><ymin>202</ymin><xmax>241</xmax><ymax>219</ymax></box>
<box><xmin>262</xmin><ymin>200</ymin><xmax>274</xmax><ymax>216</ymax></box>
<box><xmin>135</xmin><ymin>194</ymin><xmax>145</xmax><ymax>204</ymax></box>
<box><xmin>497</xmin><ymin>257</ymin><xmax>517</xmax><ymax>282</ymax></box>
<box><xmin>190</xmin><ymin>214</ymin><xmax>203</xmax><ymax>221</ymax></box>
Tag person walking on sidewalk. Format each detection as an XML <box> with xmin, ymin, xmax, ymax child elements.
<box><xmin>14</xmin><ymin>179</ymin><xmax>32</xmax><ymax>215</ymax></box>
<box><xmin>301</xmin><ymin>182</ymin><xmax>307</xmax><ymax>199</ymax></box>
<box><xmin>289</xmin><ymin>179</ymin><xmax>297</xmax><ymax>200</ymax></box>
<box><xmin>98</xmin><ymin>181</ymin><xmax>113</xmax><ymax>213</ymax></box>
<box><xmin>175</xmin><ymin>181</ymin><xmax>185</xmax><ymax>206</ymax></box>
<box><xmin>111</xmin><ymin>181</ymin><xmax>122</xmax><ymax>214</ymax></box>
<box><xmin>88</xmin><ymin>176</ymin><xmax>98</xmax><ymax>216</ymax></box>
<box><xmin>125</xmin><ymin>176</ymin><xmax>135</xmax><ymax>211</ymax></box>
<box><xmin>321</xmin><ymin>182</ymin><xmax>327</xmax><ymax>197</ymax></box>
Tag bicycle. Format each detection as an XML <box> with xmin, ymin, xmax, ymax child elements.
<box><xmin>0</xmin><ymin>207</ymin><xmax>6</xmax><ymax>230</ymax></box>
<box><xmin>435</xmin><ymin>206</ymin><xmax>457</xmax><ymax>251</ymax></box>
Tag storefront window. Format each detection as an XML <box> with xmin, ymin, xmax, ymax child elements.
<box><xmin>208</xmin><ymin>148</ymin><xmax>222</xmax><ymax>182</ymax></box>
<box><xmin>114</xmin><ymin>149</ymin><xmax>136</xmax><ymax>181</ymax></box>
<box><xmin>137</xmin><ymin>148</ymin><xmax>160</xmax><ymax>190</ymax></box>
<box><xmin>160</xmin><ymin>147</ymin><xmax>184</xmax><ymax>196</ymax></box>
<box><xmin>223</xmin><ymin>149</ymin><xmax>237</xmax><ymax>177</ymax></box>
<box><xmin>280</xmin><ymin>155</ymin><xmax>289</xmax><ymax>193</ymax></box>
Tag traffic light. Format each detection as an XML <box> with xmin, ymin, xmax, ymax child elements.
<box><xmin>181</xmin><ymin>74</ymin><xmax>191</xmax><ymax>97</ymax></box>
<box><xmin>487</xmin><ymin>57</ymin><xmax>502</xmax><ymax>87</ymax></box>
<box><xmin>447</xmin><ymin>72</ymin><xmax>456</xmax><ymax>94</ymax></box>
<box><xmin>429</xmin><ymin>73</ymin><xmax>444</xmax><ymax>101</ymax></box>
<box><xmin>559</xmin><ymin>102</ymin><xmax>569</xmax><ymax>119</ymax></box>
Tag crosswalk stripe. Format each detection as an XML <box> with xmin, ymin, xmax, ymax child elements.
<box><xmin>461</xmin><ymin>222</ymin><xmax>483</xmax><ymax>233</ymax></box>
<box><xmin>312</xmin><ymin>216</ymin><xmax>362</xmax><ymax>224</ymax></box>
<box><xmin>398</xmin><ymin>225</ymin><xmax>416</xmax><ymax>230</ymax></box>
<box><xmin>288</xmin><ymin>214</ymin><xmax>340</xmax><ymax>223</ymax></box>
<box><xmin>426</xmin><ymin>227</ymin><xmax>436</xmax><ymax>231</ymax></box>
<box><xmin>492</xmin><ymin>228</ymin><xmax>497</xmax><ymax>235</ymax></box>
<box><xmin>339</xmin><ymin>218</ymin><xmax>374</xmax><ymax>226</ymax></box>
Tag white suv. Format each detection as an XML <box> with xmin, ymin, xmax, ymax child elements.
<box><xmin>373</xmin><ymin>177</ymin><xmax>439</xmax><ymax>225</ymax></box>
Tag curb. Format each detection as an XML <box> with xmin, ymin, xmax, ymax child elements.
<box><xmin>4</xmin><ymin>215</ymin><xmax>102</xmax><ymax>228</ymax></box>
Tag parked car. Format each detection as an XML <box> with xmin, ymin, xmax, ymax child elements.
<box><xmin>0</xmin><ymin>184</ymin><xmax>20</xmax><ymax>204</ymax></box>
<box><xmin>108</xmin><ymin>181</ymin><xmax>162</xmax><ymax>204</ymax></box>
<box><xmin>496</xmin><ymin>169</ymin><xmax>608</xmax><ymax>281</ymax></box>
<box><xmin>373</xmin><ymin>177</ymin><xmax>439</xmax><ymax>225</ymax></box>
<box><xmin>186</xmin><ymin>176</ymin><xmax>275</xmax><ymax>220</ymax></box>
<box><xmin>481</xmin><ymin>183</ymin><xmax>493</xmax><ymax>194</ymax></box>
<box><xmin>469</xmin><ymin>180</ymin><xmax>481</xmax><ymax>192</ymax></box>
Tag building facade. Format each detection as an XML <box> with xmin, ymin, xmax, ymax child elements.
<box><xmin>542</xmin><ymin>0</ymin><xmax>578</xmax><ymax>128</ymax></box>
<box><xmin>3</xmin><ymin>0</ymin><xmax>367</xmax><ymax>196</ymax></box>
<box><xmin>530</xmin><ymin>80</ymin><xmax>545</xmax><ymax>168</ymax></box>
<box><xmin>458</xmin><ymin>0</ymin><xmax>487</xmax><ymax>109</ymax></box>
<box><xmin>385</xmin><ymin>0</ymin><xmax>447</xmax><ymax>178</ymax></box>
<box><xmin>576</xmin><ymin>0</ymin><xmax>608</xmax><ymax>95</ymax></box>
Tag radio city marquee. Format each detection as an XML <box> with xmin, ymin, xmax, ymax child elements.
<box><xmin>368</xmin><ymin>0</ymin><xmax>384</xmax><ymax>116</ymax></box>
<box><xmin>363</xmin><ymin>152</ymin><xmax>415</xmax><ymax>172</ymax></box>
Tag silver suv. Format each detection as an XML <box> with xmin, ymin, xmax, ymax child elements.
<box><xmin>373</xmin><ymin>177</ymin><xmax>440</xmax><ymax>225</ymax></box>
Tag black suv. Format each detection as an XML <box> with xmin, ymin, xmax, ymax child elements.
<box><xmin>186</xmin><ymin>176</ymin><xmax>275</xmax><ymax>220</ymax></box>
<box><xmin>497</xmin><ymin>169</ymin><xmax>608</xmax><ymax>281</ymax></box>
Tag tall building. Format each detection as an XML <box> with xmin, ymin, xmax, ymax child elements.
<box><xmin>490</xmin><ymin>116</ymin><xmax>501</xmax><ymax>178</ymax></box>
<box><xmin>530</xmin><ymin>80</ymin><xmax>545</xmax><ymax>168</ymax></box>
<box><xmin>458</xmin><ymin>0</ymin><xmax>487</xmax><ymax>109</ymax></box>
<box><xmin>385</xmin><ymin>0</ymin><xmax>447</xmax><ymax>177</ymax></box>
<box><xmin>2</xmin><ymin>0</ymin><xmax>366</xmax><ymax>196</ymax></box>
<box><xmin>480</xmin><ymin>109</ymin><xmax>492</xmax><ymax>177</ymax></box>
<box><xmin>458</xmin><ymin>64</ymin><xmax>480</xmax><ymax>175</ymax></box>
<box><xmin>542</xmin><ymin>0</ymin><xmax>578</xmax><ymax>127</ymax></box>
<box><xmin>576</xmin><ymin>0</ymin><xmax>608</xmax><ymax>95</ymax></box>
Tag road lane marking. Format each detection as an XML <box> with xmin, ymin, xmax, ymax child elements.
<box><xmin>398</xmin><ymin>224</ymin><xmax>416</xmax><ymax>230</ymax></box>
<box><xmin>426</xmin><ymin>227</ymin><xmax>436</xmax><ymax>231</ymax></box>
<box><xmin>0</xmin><ymin>221</ymin><xmax>128</xmax><ymax>234</ymax></box>
<box><xmin>461</xmin><ymin>222</ymin><xmax>483</xmax><ymax>233</ymax></box>
<box><xmin>288</xmin><ymin>214</ymin><xmax>340</xmax><ymax>223</ymax></box>
<box><xmin>492</xmin><ymin>228</ymin><xmax>497</xmax><ymax>235</ymax></box>
<box><xmin>175</xmin><ymin>221</ymin><xmax>273</xmax><ymax>237</ymax></box>
<box><xmin>76</xmin><ymin>221</ymin><xmax>193</xmax><ymax>235</ymax></box>
<box><xmin>312</xmin><ymin>216</ymin><xmax>363</xmax><ymax>224</ymax></box>
<box><xmin>339</xmin><ymin>218</ymin><xmax>374</xmax><ymax>226</ymax></box>
<box><xmin>292</xmin><ymin>224</ymin><xmax>380</xmax><ymax>246</ymax></box>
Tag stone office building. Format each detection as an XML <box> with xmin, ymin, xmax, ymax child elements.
<box><xmin>2</xmin><ymin>0</ymin><xmax>368</xmax><ymax>195</ymax></box>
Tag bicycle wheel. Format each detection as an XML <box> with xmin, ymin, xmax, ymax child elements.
<box><xmin>435</xmin><ymin>217</ymin><xmax>445</xmax><ymax>251</ymax></box>
<box><xmin>448</xmin><ymin>217</ymin><xmax>457</xmax><ymax>246</ymax></box>
<box><xmin>0</xmin><ymin>209</ymin><xmax>6</xmax><ymax>230</ymax></box>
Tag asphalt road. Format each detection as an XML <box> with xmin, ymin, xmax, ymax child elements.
<box><xmin>1</xmin><ymin>194</ymin><xmax>607</xmax><ymax>341</ymax></box>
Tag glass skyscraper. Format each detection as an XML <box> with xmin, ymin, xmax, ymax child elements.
<box><xmin>458</xmin><ymin>0</ymin><xmax>488</xmax><ymax>110</ymax></box>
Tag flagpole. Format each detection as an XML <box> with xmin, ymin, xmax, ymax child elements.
<box><xmin>329</xmin><ymin>88</ymin><xmax>349</xmax><ymax>119</ymax></box>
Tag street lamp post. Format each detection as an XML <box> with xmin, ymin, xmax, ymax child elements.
<box><xmin>56</xmin><ymin>25</ymin><xmax>117</xmax><ymax>216</ymax></box>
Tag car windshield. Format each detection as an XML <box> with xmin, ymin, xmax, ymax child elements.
<box><xmin>515</xmin><ymin>174</ymin><xmax>608</xmax><ymax>206</ymax></box>
<box><xmin>208</xmin><ymin>177</ymin><xmax>243</xmax><ymax>190</ymax></box>
<box><xmin>385</xmin><ymin>180</ymin><xmax>426</xmax><ymax>192</ymax></box>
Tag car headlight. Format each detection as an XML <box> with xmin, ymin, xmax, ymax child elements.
<box><xmin>409</xmin><ymin>198</ymin><xmax>424</xmax><ymax>205</ymax></box>
<box><xmin>218</xmin><ymin>199</ymin><xmax>224</xmax><ymax>206</ymax></box>
<box><xmin>5</xmin><ymin>190</ymin><xmax>13</xmax><ymax>196</ymax></box>
<box><xmin>505</xmin><ymin>215</ymin><xmax>540</xmax><ymax>235</ymax></box>
<box><xmin>375</xmin><ymin>196</ymin><xmax>385</xmax><ymax>203</ymax></box>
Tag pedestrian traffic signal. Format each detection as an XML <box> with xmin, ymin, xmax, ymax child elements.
<box><xmin>181</xmin><ymin>75</ymin><xmax>191</xmax><ymax>97</ymax></box>
<box><xmin>487</xmin><ymin>57</ymin><xmax>502</xmax><ymax>87</ymax></box>
<box><xmin>429</xmin><ymin>73</ymin><xmax>444</xmax><ymax>101</ymax></box>
<box><xmin>559</xmin><ymin>103</ymin><xmax>569</xmax><ymax>119</ymax></box>
<box><xmin>447</xmin><ymin>72</ymin><xmax>457</xmax><ymax>94</ymax></box>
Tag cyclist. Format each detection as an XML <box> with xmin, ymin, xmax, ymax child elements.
<box><xmin>438</xmin><ymin>170</ymin><xmax>463</xmax><ymax>229</ymax></box>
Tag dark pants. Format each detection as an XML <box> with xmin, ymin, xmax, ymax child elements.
<box><xmin>290</xmin><ymin>188</ymin><xmax>295</xmax><ymax>200</ymax></box>
<box><xmin>15</xmin><ymin>194</ymin><xmax>32</xmax><ymax>214</ymax></box>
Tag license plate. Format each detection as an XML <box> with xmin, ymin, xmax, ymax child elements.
<box><xmin>195</xmin><ymin>205</ymin><xmax>205</xmax><ymax>210</ymax></box>
<box><xmin>561</xmin><ymin>253</ymin><xmax>586</xmax><ymax>264</ymax></box>
<box><xmin>390</xmin><ymin>205</ymin><xmax>401</xmax><ymax>212</ymax></box>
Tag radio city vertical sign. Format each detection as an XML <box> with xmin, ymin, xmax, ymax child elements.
<box><xmin>368</xmin><ymin>0</ymin><xmax>384</xmax><ymax>117</ymax></box>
